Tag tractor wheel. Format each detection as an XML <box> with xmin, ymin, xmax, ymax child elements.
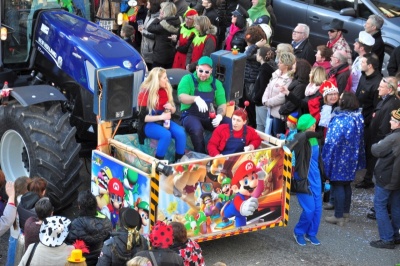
<box><xmin>0</xmin><ymin>101</ymin><xmax>82</xmax><ymax>211</ymax></box>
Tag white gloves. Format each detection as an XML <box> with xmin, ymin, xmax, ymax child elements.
<box><xmin>212</xmin><ymin>114</ymin><xmax>223</xmax><ymax>127</ymax></box>
<box><xmin>240</xmin><ymin>197</ymin><xmax>259</xmax><ymax>216</ymax></box>
<box><xmin>194</xmin><ymin>96</ymin><xmax>208</xmax><ymax>113</ymax></box>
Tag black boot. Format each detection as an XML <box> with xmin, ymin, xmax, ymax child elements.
<box><xmin>175</xmin><ymin>153</ymin><xmax>184</xmax><ymax>163</ymax></box>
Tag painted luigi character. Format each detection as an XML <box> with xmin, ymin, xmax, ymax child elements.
<box><xmin>135</xmin><ymin>200</ymin><xmax>149</xmax><ymax>229</ymax></box>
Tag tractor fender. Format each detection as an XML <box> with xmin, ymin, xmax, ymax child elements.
<box><xmin>10</xmin><ymin>84</ymin><xmax>66</xmax><ymax>107</ymax></box>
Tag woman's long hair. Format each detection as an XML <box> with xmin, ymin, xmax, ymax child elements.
<box><xmin>195</xmin><ymin>16</ymin><xmax>212</xmax><ymax>36</ymax></box>
<box><xmin>139</xmin><ymin>67</ymin><xmax>174</xmax><ymax>114</ymax></box>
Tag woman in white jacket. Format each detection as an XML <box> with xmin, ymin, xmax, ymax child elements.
<box><xmin>261</xmin><ymin>52</ymin><xmax>295</xmax><ymax>136</ymax></box>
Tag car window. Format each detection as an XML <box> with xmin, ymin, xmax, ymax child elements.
<box><xmin>314</xmin><ymin>0</ymin><xmax>355</xmax><ymax>12</ymax></box>
<box><xmin>369</xmin><ymin>0</ymin><xmax>400</xmax><ymax>18</ymax></box>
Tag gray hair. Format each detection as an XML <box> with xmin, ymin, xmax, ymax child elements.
<box><xmin>369</xmin><ymin>15</ymin><xmax>384</xmax><ymax>30</ymax></box>
<box><xmin>335</xmin><ymin>50</ymin><xmax>348</xmax><ymax>64</ymax></box>
<box><xmin>297</xmin><ymin>23</ymin><xmax>310</xmax><ymax>38</ymax></box>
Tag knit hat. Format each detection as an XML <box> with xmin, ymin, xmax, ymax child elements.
<box><xmin>149</xmin><ymin>221</ymin><xmax>174</xmax><ymax>248</ymax></box>
<box><xmin>39</xmin><ymin>216</ymin><xmax>71</xmax><ymax>247</ymax></box>
<box><xmin>198</xmin><ymin>56</ymin><xmax>213</xmax><ymax>67</ymax></box>
<box><xmin>297</xmin><ymin>114</ymin><xmax>316</xmax><ymax>131</ymax></box>
<box><xmin>185</xmin><ymin>9</ymin><xmax>198</xmax><ymax>17</ymax></box>
<box><xmin>287</xmin><ymin>112</ymin><xmax>299</xmax><ymax>124</ymax></box>
<box><xmin>392</xmin><ymin>108</ymin><xmax>400</xmax><ymax>121</ymax></box>
<box><xmin>319</xmin><ymin>80</ymin><xmax>339</xmax><ymax>97</ymax></box>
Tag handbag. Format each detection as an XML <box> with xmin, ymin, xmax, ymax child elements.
<box><xmin>291</xmin><ymin>177</ymin><xmax>310</xmax><ymax>194</ymax></box>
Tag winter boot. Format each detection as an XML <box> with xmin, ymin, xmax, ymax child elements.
<box><xmin>325</xmin><ymin>215</ymin><xmax>344</xmax><ymax>226</ymax></box>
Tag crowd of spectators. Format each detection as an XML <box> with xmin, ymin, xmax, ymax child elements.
<box><xmin>1</xmin><ymin>0</ymin><xmax>400</xmax><ymax>264</ymax></box>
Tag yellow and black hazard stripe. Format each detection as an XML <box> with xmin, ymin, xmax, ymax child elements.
<box><xmin>283</xmin><ymin>152</ymin><xmax>292</xmax><ymax>225</ymax></box>
<box><xmin>149</xmin><ymin>162</ymin><xmax>159</xmax><ymax>227</ymax></box>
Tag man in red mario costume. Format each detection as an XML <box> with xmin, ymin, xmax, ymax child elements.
<box><xmin>217</xmin><ymin>160</ymin><xmax>265</xmax><ymax>228</ymax></box>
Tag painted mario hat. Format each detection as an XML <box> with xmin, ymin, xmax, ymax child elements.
<box><xmin>232</xmin><ymin>160</ymin><xmax>260</xmax><ymax>186</ymax></box>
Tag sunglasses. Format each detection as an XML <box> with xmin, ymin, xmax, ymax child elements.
<box><xmin>198</xmin><ymin>69</ymin><xmax>211</xmax><ymax>74</ymax></box>
<box><xmin>328</xmin><ymin>30</ymin><xmax>337</xmax><ymax>33</ymax></box>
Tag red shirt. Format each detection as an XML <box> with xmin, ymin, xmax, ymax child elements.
<box><xmin>137</xmin><ymin>88</ymin><xmax>169</xmax><ymax>111</ymax></box>
<box><xmin>207</xmin><ymin>124</ymin><xmax>262</xmax><ymax>156</ymax></box>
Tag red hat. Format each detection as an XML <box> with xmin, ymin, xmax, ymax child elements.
<box><xmin>232</xmin><ymin>160</ymin><xmax>260</xmax><ymax>186</ymax></box>
<box><xmin>185</xmin><ymin>9</ymin><xmax>198</xmax><ymax>17</ymax></box>
<box><xmin>319</xmin><ymin>80</ymin><xmax>339</xmax><ymax>97</ymax></box>
<box><xmin>108</xmin><ymin>178</ymin><xmax>124</xmax><ymax>197</ymax></box>
<box><xmin>149</xmin><ymin>221</ymin><xmax>173</xmax><ymax>248</ymax></box>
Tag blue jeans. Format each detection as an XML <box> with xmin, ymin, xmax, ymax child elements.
<box><xmin>272</xmin><ymin>117</ymin><xmax>285</xmax><ymax>137</ymax></box>
<box><xmin>144</xmin><ymin>121</ymin><xmax>186</xmax><ymax>157</ymax></box>
<box><xmin>6</xmin><ymin>236</ymin><xmax>18</xmax><ymax>266</ymax></box>
<box><xmin>374</xmin><ymin>185</ymin><xmax>400</xmax><ymax>242</ymax></box>
<box><xmin>333</xmin><ymin>182</ymin><xmax>351</xmax><ymax>218</ymax></box>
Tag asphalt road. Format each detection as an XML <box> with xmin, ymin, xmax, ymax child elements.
<box><xmin>1</xmin><ymin>167</ymin><xmax>399</xmax><ymax>266</ymax></box>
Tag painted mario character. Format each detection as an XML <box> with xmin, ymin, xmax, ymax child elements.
<box><xmin>107</xmin><ymin>178</ymin><xmax>125</xmax><ymax>229</ymax></box>
<box><xmin>217</xmin><ymin>160</ymin><xmax>265</xmax><ymax>228</ymax></box>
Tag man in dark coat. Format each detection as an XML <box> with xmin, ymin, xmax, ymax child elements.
<box><xmin>364</xmin><ymin>14</ymin><xmax>385</xmax><ymax>71</ymax></box>
<box><xmin>292</xmin><ymin>23</ymin><xmax>315</xmax><ymax>65</ymax></box>
<box><xmin>328</xmin><ymin>50</ymin><xmax>351</xmax><ymax>94</ymax></box>
<box><xmin>369</xmin><ymin>107</ymin><xmax>400</xmax><ymax>249</ymax></box>
<box><xmin>387</xmin><ymin>45</ymin><xmax>400</xmax><ymax>76</ymax></box>
<box><xmin>356</xmin><ymin>76</ymin><xmax>400</xmax><ymax>189</ymax></box>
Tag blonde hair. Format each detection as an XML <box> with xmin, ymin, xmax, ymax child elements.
<box><xmin>310</xmin><ymin>66</ymin><xmax>327</xmax><ymax>86</ymax></box>
<box><xmin>161</xmin><ymin>1</ymin><xmax>177</xmax><ymax>17</ymax></box>
<box><xmin>126</xmin><ymin>256</ymin><xmax>151</xmax><ymax>266</ymax></box>
<box><xmin>194</xmin><ymin>15</ymin><xmax>212</xmax><ymax>35</ymax></box>
<box><xmin>279</xmin><ymin>52</ymin><xmax>296</xmax><ymax>69</ymax></box>
<box><xmin>276</xmin><ymin>43</ymin><xmax>294</xmax><ymax>60</ymax></box>
<box><xmin>139</xmin><ymin>67</ymin><xmax>174</xmax><ymax>114</ymax></box>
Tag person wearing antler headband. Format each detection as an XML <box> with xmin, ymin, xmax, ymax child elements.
<box><xmin>207</xmin><ymin>108</ymin><xmax>262</xmax><ymax>156</ymax></box>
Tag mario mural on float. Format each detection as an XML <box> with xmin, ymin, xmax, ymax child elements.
<box><xmin>91</xmin><ymin>152</ymin><xmax>151</xmax><ymax>233</ymax></box>
<box><xmin>216</xmin><ymin>160</ymin><xmax>265</xmax><ymax>228</ymax></box>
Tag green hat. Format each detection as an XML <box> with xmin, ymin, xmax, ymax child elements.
<box><xmin>297</xmin><ymin>114</ymin><xmax>316</xmax><ymax>131</ymax></box>
<box><xmin>221</xmin><ymin>177</ymin><xmax>232</xmax><ymax>186</ymax></box>
<box><xmin>198</xmin><ymin>56</ymin><xmax>213</xmax><ymax>67</ymax></box>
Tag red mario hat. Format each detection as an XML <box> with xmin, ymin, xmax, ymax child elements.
<box><xmin>185</xmin><ymin>9</ymin><xmax>198</xmax><ymax>17</ymax></box>
<box><xmin>232</xmin><ymin>160</ymin><xmax>260</xmax><ymax>186</ymax></box>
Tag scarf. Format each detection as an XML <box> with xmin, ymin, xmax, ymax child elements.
<box><xmin>225</xmin><ymin>24</ymin><xmax>241</xmax><ymax>51</ymax></box>
<box><xmin>326</xmin><ymin>32</ymin><xmax>342</xmax><ymax>49</ymax></box>
<box><xmin>304</xmin><ymin>83</ymin><xmax>320</xmax><ymax>97</ymax></box>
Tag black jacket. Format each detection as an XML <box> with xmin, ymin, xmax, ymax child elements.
<box><xmin>225</xmin><ymin>27</ymin><xmax>247</xmax><ymax>53</ymax></box>
<box><xmin>244</xmin><ymin>44</ymin><xmax>261</xmax><ymax>84</ymax></box>
<box><xmin>328</xmin><ymin>63</ymin><xmax>351</xmax><ymax>94</ymax></box>
<box><xmin>96</xmin><ymin>230</ymin><xmax>149</xmax><ymax>266</ymax></box>
<box><xmin>204</xmin><ymin>7</ymin><xmax>219</xmax><ymax>28</ymax></box>
<box><xmin>293</xmin><ymin>38</ymin><xmax>315</xmax><ymax>66</ymax></box>
<box><xmin>355</xmin><ymin>70</ymin><xmax>382</xmax><ymax>126</ymax></box>
<box><xmin>371</xmin><ymin>30</ymin><xmax>385</xmax><ymax>71</ymax></box>
<box><xmin>147</xmin><ymin>16</ymin><xmax>181</xmax><ymax>65</ymax></box>
<box><xmin>279</xmin><ymin>78</ymin><xmax>308</xmax><ymax>116</ymax></box>
<box><xmin>372</xmin><ymin>128</ymin><xmax>400</xmax><ymax>190</ymax></box>
<box><xmin>291</xmin><ymin>131</ymin><xmax>325</xmax><ymax>192</ymax></box>
<box><xmin>254</xmin><ymin>62</ymin><xmax>274</xmax><ymax>106</ymax></box>
<box><xmin>67</xmin><ymin>213</ymin><xmax>113</xmax><ymax>266</ymax></box>
<box><xmin>370</xmin><ymin>94</ymin><xmax>400</xmax><ymax>144</ymax></box>
<box><xmin>387</xmin><ymin>45</ymin><xmax>400</xmax><ymax>76</ymax></box>
<box><xmin>136</xmin><ymin>248</ymin><xmax>184</xmax><ymax>266</ymax></box>
<box><xmin>17</xmin><ymin>192</ymin><xmax>40</xmax><ymax>231</ymax></box>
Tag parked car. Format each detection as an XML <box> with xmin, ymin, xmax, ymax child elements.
<box><xmin>271</xmin><ymin>0</ymin><xmax>400</xmax><ymax>76</ymax></box>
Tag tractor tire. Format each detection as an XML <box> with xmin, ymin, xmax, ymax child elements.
<box><xmin>0</xmin><ymin>101</ymin><xmax>82</xmax><ymax>211</ymax></box>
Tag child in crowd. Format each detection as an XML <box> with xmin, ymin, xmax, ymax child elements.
<box><xmin>170</xmin><ymin>221</ymin><xmax>205</xmax><ymax>265</ymax></box>
<box><xmin>277</xmin><ymin>112</ymin><xmax>298</xmax><ymax>169</ymax></box>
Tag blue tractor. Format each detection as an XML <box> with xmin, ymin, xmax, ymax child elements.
<box><xmin>0</xmin><ymin>0</ymin><xmax>146</xmax><ymax>210</ymax></box>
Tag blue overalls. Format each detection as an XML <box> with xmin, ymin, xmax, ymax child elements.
<box><xmin>221</xmin><ymin>124</ymin><xmax>247</xmax><ymax>155</ymax></box>
<box><xmin>181</xmin><ymin>75</ymin><xmax>229</xmax><ymax>153</ymax></box>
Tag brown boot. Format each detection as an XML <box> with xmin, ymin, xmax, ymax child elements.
<box><xmin>325</xmin><ymin>215</ymin><xmax>344</xmax><ymax>226</ymax></box>
<box><xmin>343</xmin><ymin>213</ymin><xmax>350</xmax><ymax>222</ymax></box>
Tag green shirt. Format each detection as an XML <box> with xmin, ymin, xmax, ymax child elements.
<box><xmin>177</xmin><ymin>72</ymin><xmax>227</xmax><ymax>111</ymax></box>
